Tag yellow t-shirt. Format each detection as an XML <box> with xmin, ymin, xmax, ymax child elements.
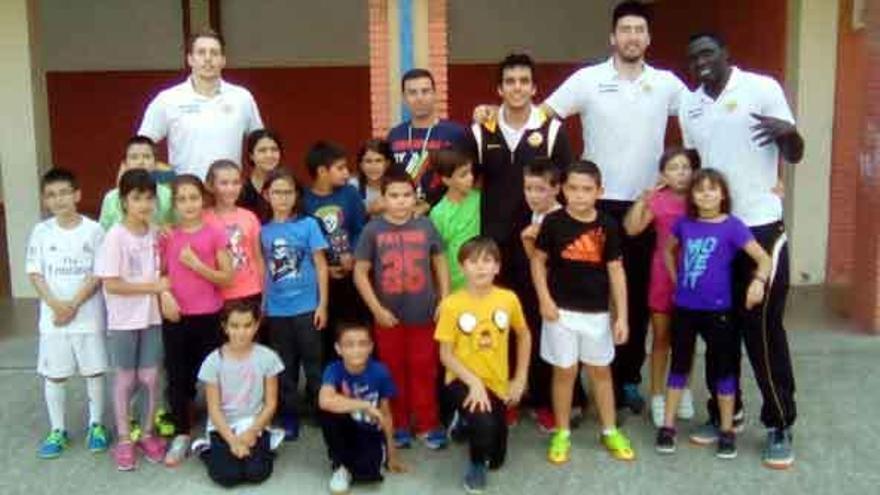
<box><xmin>434</xmin><ymin>287</ymin><xmax>527</xmax><ymax>398</ymax></box>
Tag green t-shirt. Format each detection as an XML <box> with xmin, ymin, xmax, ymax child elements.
<box><xmin>98</xmin><ymin>183</ymin><xmax>174</xmax><ymax>230</ymax></box>
<box><xmin>429</xmin><ymin>189</ymin><xmax>481</xmax><ymax>290</ymax></box>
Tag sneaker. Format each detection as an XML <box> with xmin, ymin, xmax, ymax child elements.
<box><xmin>677</xmin><ymin>389</ymin><xmax>695</xmax><ymax>420</ymax></box>
<box><xmin>655</xmin><ymin>427</ymin><xmax>676</xmax><ymax>454</ymax></box>
<box><xmin>620</xmin><ymin>383</ymin><xmax>645</xmax><ymax>414</ymax></box>
<box><xmin>650</xmin><ymin>395</ymin><xmax>665</xmax><ymax>427</ymax></box>
<box><xmin>86</xmin><ymin>423</ymin><xmax>110</xmax><ymax>453</ymax></box>
<box><xmin>716</xmin><ymin>431</ymin><xmax>737</xmax><ymax>459</ymax></box>
<box><xmin>689</xmin><ymin>420</ymin><xmax>719</xmax><ymax>445</ymax></box>
<box><xmin>163</xmin><ymin>434</ymin><xmax>191</xmax><ymax>467</ymax></box>
<box><xmin>328</xmin><ymin>465</ymin><xmax>352</xmax><ymax>494</ymax></box>
<box><xmin>463</xmin><ymin>461</ymin><xmax>487</xmax><ymax>494</ymax></box>
<box><xmin>154</xmin><ymin>409</ymin><xmax>176</xmax><ymax>438</ymax></box>
<box><xmin>535</xmin><ymin>408</ymin><xmax>556</xmax><ymax>434</ymax></box>
<box><xmin>138</xmin><ymin>435</ymin><xmax>167</xmax><ymax>463</ymax></box>
<box><xmin>113</xmin><ymin>441</ymin><xmax>137</xmax><ymax>471</ymax></box>
<box><xmin>505</xmin><ymin>406</ymin><xmax>519</xmax><ymax>428</ymax></box>
<box><xmin>280</xmin><ymin>413</ymin><xmax>300</xmax><ymax>442</ymax></box>
<box><xmin>419</xmin><ymin>429</ymin><xmax>448</xmax><ymax>450</ymax></box>
<box><xmin>37</xmin><ymin>429</ymin><xmax>69</xmax><ymax>459</ymax></box>
<box><xmin>393</xmin><ymin>429</ymin><xmax>413</xmax><ymax>449</ymax></box>
<box><xmin>547</xmin><ymin>430</ymin><xmax>571</xmax><ymax>465</ymax></box>
<box><xmin>602</xmin><ymin>428</ymin><xmax>636</xmax><ymax>461</ymax></box>
<box><xmin>762</xmin><ymin>428</ymin><xmax>794</xmax><ymax>469</ymax></box>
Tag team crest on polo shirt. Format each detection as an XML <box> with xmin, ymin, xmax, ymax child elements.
<box><xmin>641</xmin><ymin>82</ymin><xmax>652</xmax><ymax>93</ymax></box>
<box><xmin>724</xmin><ymin>100</ymin><xmax>738</xmax><ymax>113</ymax></box>
<box><xmin>527</xmin><ymin>131</ymin><xmax>543</xmax><ymax>148</ymax></box>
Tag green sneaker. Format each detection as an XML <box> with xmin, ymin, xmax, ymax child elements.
<box><xmin>129</xmin><ymin>418</ymin><xmax>143</xmax><ymax>442</ymax></box>
<box><xmin>602</xmin><ymin>428</ymin><xmax>635</xmax><ymax>461</ymax></box>
<box><xmin>37</xmin><ymin>430</ymin><xmax>69</xmax><ymax>459</ymax></box>
<box><xmin>155</xmin><ymin>409</ymin><xmax>176</xmax><ymax>438</ymax></box>
<box><xmin>86</xmin><ymin>423</ymin><xmax>110</xmax><ymax>453</ymax></box>
<box><xmin>547</xmin><ymin>429</ymin><xmax>571</xmax><ymax>465</ymax></box>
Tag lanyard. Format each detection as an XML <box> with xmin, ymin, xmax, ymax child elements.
<box><xmin>406</xmin><ymin>122</ymin><xmax>436</xmax><ymax>175</ymax></box>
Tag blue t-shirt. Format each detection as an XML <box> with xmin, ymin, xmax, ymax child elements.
<box><xmin>322</xmin><ymin>359</ymin><xmax>396</xmax><ymax>429</ymax></box>
<box><xmin>387</xmin><ymin>119</ymin><xmax>469</xmax><ymax>205</ymax></box>
<box><xmin>261</xmin><ymin>216</ymin><xmax>328</xmax><ymax>317</ymax></box>
<box><xmin>672</xmin><ymin>216</ymin><xmax>754</xmax><ymax>311</ymax></box>
<box><xmin>303</xmin><ymin>185</ymin><xmax>367</xmax><ymax>266</ymax></box>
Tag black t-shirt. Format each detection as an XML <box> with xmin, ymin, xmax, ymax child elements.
<box><xmin>535</xmin><ymin>209</ymin><xmax>622</xmax><ymax>312</ymax></box>
<box><xmin>237</xmin><ymin>178</ymin><xmax>270</xmax><ymax>223</ymax></box>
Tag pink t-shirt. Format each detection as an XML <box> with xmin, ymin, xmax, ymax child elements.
<box><xmin>95</xmin><ymin>224</ymin><xmax>162</xmax><ymax>330</ymax></box>
<box><xmin>647</xmin><ymin>188</ymin><xmax>687</xmax><ymax>313</ymax></box>
<box><xmin>204</xmin><ymin>208</ymin><xmax>263</xmax><ymax>300</ymax></box>
<box><xmin>162</xmin><ymin>222</ymin><xmax>227</xmax><ymax>315</ymax></box>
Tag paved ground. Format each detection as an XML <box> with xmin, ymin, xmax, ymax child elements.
<box><xmin>1</xmin><ymin>288</ymin><xmax>877</xmax><ymax>495</ymax></box>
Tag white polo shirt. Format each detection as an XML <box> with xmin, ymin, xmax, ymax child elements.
<box><xmin>545</xmin><ymin>57</ymin><xmax>686</xmax><ymax>201</ymax></box>
<box><xmin>679</xmin><ymin>67</ymin><xmax>795</xmax><ymax>227</ymax></box>
<box><xmin>138</xmin><ymin>78</ymin><xmax>263</xmax><ymax>180</ymax></box>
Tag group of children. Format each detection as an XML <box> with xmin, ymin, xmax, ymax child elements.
<box><xmin>29</xmin><ymin>120</ymin><xmax>776</xmax><ymax>492</ymax></box>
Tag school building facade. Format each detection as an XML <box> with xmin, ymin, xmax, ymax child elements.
<box><xmin>0</xmin><ymin>0</ymin><xmax>878</xmax><ymax>331</ymax></box>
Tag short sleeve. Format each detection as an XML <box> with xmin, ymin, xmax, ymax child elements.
<box><xmin>98</xmin><ymin>191</ymin><xmax>120</xmax><ymax>231</ymax></box>
<box><xmin>137</xmin><ymin>94</ymin><xmax>168</xmax><ymax>143</ymax></box>
<box><xmin>433</xmin><ymin>297</ymin><xmax>457</xmax><ymax>343</ymax></box>
<box><xmin>760</xmin><ymin>77</ymin><xmax>795</xmax><ymax>124</ymax></box>
<box><xmin>508</xmin><ymin>292</ymin><xmax>528</xmax><ymax>334</ymax></box>
<box><xmin>25</xmin><ymin>224</ymin><xmax>44</xmax><ymax>275</ymax></box>
<box><xmin>347</xmin><ymin>187</ymin><xmax>368</xmax><ymax>243</ymax></box>
<box><xmin>246</xmin><ymin>93</ymin><xmax>264</xmax><ymax>132</ymax></box>
<box><xmin>729</xmin><ymin>217</ymin><xmax>755</xmax><ymax>250</ymax></box>
<box><xmin>534</xmin><ymin>215</ymin><xmax>555</xmax><ymax>254</ymax></box>
<box><xmin>425</xmin><ymin>220</ymin><xmax>444</xmax><ymax>255</ymax></box>
<box><xmin>550</xmin><ymin>123</ymin><xmax>573</xmax><ymax>168</ymax></box>
<box><xmin>666</xmin><ymin>73</ymin><xmax>688</xmax><ymax>116</ymax></box>
<box><xmin>307</xmin><ymin>217</ymin><xmax>330</xmax><ymax>252</ymax></box>
<box><xmin>354</xmin><ymin>221</ymin><xmax>376</xmax><ymax>261</ymax></box>
<box><xmin>89</xmin><ymin>223</ymin><xmax>106</xmax><ymax>261</ymax></box>
<box><xmin>677</xmin><ymin>98</ymin><xmax>695</xmax><ymax>148</ymax></box>
<box><xmin>197</xmin><ymin>351</ymin><xmax>221</xmax><ymax>384</ymax></box>
<box><xmin>321</xmin><ymin>362</ymin><xmax>342</xmax><ymax>387</ymax></box>
<box><xmin>603</xmin><ymin>216</ymin><xmax>623</xmax><ymax>262</ymax></box>
<box><xmin>94</xmin><ymin>229</ymin><xmax>122</xmax><ymax>278</ymax></box>
<box><xmin>545</xmin><ymin>69</ymin><xmax>589</xmax><ymax>119</ymax></box>
<box><xmin>376</xmin><ymin>363</ymin><xmax>397</xmax><ymax>399</ymax></box>
<box><xmin>259</xmin><ymin>347</ymin><xmax>285</xmax><ymax>377</ymax></box>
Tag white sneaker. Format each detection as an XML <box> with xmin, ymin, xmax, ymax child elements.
<box><xmin>651</xmin><ymin>395</ymin><xmax>665</xmax><ymax>427</ymax></box>
<box><xmin>677</xmin><ymin>389</ymin><xmax>695</xmax><ymax>420</ymax></box>
<box><xmin>329</xmin><ymin>465</ymin><xmax>352</xmax><ymax>494</ymax></box>
<box><xmin>163</xmin><ymin>434</ymin><xmax>191</xmax><ymax>467</ymax></box>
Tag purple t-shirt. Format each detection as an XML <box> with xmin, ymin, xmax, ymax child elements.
<box><xmin>672</xmin><ymin>216</ymin><xmax>753</xmax><ymax>310</ymax></box>
<box><xmin>354</xmin><ymin>216</ymin><xmax>444</xmax><ymax>325</ymax></box>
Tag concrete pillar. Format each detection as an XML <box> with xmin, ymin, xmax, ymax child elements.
<box><xmin>787</xmin><ymin>0</ymin><xmax>839</xmax><ymax>285</ymax></box>
<box><xmin>368</xmin><ymin>0</ymin><xmax>449</xmax><ymax>137</ymax></box>
<box><xmin>853</xmin><ymin>0</ymin><xmax>880</xmax><ymax>332</ymax></box>
<box><xmin>0</xmin><ymin>0</ymin><xmax>48</xmax><ymax>298</ymax></box>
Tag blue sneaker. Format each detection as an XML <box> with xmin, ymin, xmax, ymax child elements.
<box><xmin>463</xmin><ymin>461</ymin><xmax>487</xmax><ymax>494</ymax></box>
<box><xmin>762</xmin><ymin>428</ymin><xmax>794</xmax><ymax>469</ymax></box>
<box><xmin>419</xmin><ymin>429</ymin><xmax>449</xmax><ymax>450</ymax></box>
<box><xmin>38</xmin><ymin>430</ymin><xmax>69</xmax><ymax>459</ymax></box>
<box><xmin>619</xmin><ymin>383</ymin><xmax>645</xmax><ymax>414</ymax></box>
<box><xmin>280</xmin><ymin>413</ymin><xmax>299</xmax><ymax>441</ymax></box>
<box><xmin>86</xmin><ymin>423</ymin><xmax>110</xmax><ymax>453</ymax></box>
<box><xmin>393</xmin><ymin>429</ymin><xmax>413</xmax><ymax>449</ymax></box>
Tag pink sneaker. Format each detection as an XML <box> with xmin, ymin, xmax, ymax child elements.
<box><xmin>113</xmin><ymin>441</ymin><xmax>137</xmax><ymax>471</ymax></box>
<box><xmin>138</xmin><ymin>435</ymin><xmax>167</xmax><ymax>464</ymax></box>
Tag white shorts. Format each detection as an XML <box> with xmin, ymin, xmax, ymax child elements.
<box><xmin>540</xmin><ymin>310</ymin><xmax>614</xmax><ymax>368</ymax></box>
<box><xmin>37</xmin><ymin>332</ymin><xmax>109</xmax><ymax>379</ymax></box>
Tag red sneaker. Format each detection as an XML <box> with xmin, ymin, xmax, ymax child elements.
<box><xmin>535</xmin><ymin>408</ymin><xmax>556</xmax><ymax>434</ymax></box>
<box><xmin>113</xmin><ymin>441</ymin><xmax>137</xmax><ymax>471</ymax></box>
<box><xmin>138</xmin><ymin>435</ymin><xmax>167</xmax><ymax>464</ymax></box>
<box><xmin>506</xmin><ymin>406</ymin><xmax>520</xmax><ymax>427</ymax></box>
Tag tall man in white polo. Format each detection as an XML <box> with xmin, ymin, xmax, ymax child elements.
<box><xmin>679</xmin><ymin>33</ymin><xmax>802</xmax><ymax>470</ymax></box>
<box><xmin>138</xmin><ymin>29</ymin><xmax>263</xmax><ymax>180</ymax></box>
<box><xmin>539</xmin><ymin>1</ymin><xmax>687</xmax><ymax>413</ymax></box>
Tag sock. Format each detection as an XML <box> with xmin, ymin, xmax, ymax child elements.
<box><xmin>137</xmin><ymin>367</ymin><xmax>160</xmax><ymax>436</ymax></box>
<box><xmin>44</xmin><ymin>380</ymin><xmax>66</xmax><ymax>432</ymax></box>
<box><xmin>114</xmin><ymin>370</ymin><xmax>137</xmax><ymax>439</ymax></box>
<box><xmin>602</xmin><ymin>426</ymin><xmax>617</xmax><ymax>436</ymax></box>
<box><xmin>86</xmin><ymin>375</ymin><xmax>105</xmax><ymax>425</ymax></box>
<box><xmin>557</xmin><ymin>428</ymin><xmax>571</xmax><ymax>438</ymax></box>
